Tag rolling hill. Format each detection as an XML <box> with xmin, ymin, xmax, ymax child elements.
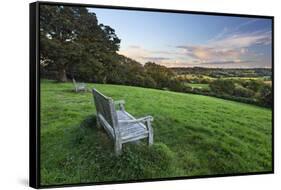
<box><xmin>40</xmin><ymin>80</ymin><xmax>272</xmax><ymax>185</ymax></box>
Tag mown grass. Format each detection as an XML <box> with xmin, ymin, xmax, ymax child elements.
<box><xmin>40</xmin><ymin>79</ymin><xmax>272</xmax><ymax>185</ymax></box>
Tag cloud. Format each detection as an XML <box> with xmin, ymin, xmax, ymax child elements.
<box><xmin>176</xmin><ymin>30</ymin><xmax>271</xmax><ymax>66</ymax></box>
<box><xmin>201</xmin><ymin>59</ymin><xmax>253</xmax><ymax>65</ymax></box>
<box><xmin>128</xmin><ymin>45</ymin><xmax>141</xmax><ymax>49</ymax></box>
<box><xmin>118</xmin><ymin>46</ymin><xmax>151</xmax><ymax>63</ymax></box>
<box><xmin>139</xmin><ymin>56</ymin><xmax>171</xmax><ymax>62</ymax></box>
<box><xmin>177</xmin><ymin>45</ymin><xmax>241</xmax><ymax>62</ymax></box>
<box><xmin>211</xmin><ymin>31</ymin><xmax>271</xmax><ymax>49</ymax></box>
<box><xmin>118</xmin><ymin>45</ymin><xmax>177</xmax><ymax>64</ymax></box>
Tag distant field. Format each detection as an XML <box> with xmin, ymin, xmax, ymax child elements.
<box><xmin>40</xmin><ymin>80</ymin><xmax>272</xmax><ymax>185</ymax></box>
<box><xmin>224</xmin><ymin>76</ymin><xmax>271</xmax><ymax>80</ymax></box>
<box><xmin>177</xmin><ymin>74</ymin><xmax>271</xmax><ymax>83</ymax></box>
<box><xmin>264</xmin><ymin>81</ymin><xmax>272</xmax><ymax>85</ymax></box>
<box><xmin>177</xmin><ymin>74</ymin><xmax>215</xmax><ymax>80</ymax></box>
<box><xmin>185</xmin><ymin>83</ymin><xmax>210</xmax><ymax>90</ymax></box>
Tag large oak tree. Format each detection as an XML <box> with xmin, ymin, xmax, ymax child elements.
<box><xmin>40</xmin><ymin>5</ymin><xmax>120</xmax><ymax>82</ymax></box>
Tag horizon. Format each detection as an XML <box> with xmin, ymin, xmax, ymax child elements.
<box><xmin>88</xmin><ymin>8</ymin><xmax>272</xmax><ymax>69</ymax></box>
<box><xmin>169</xmin><ymin>66</ymin><xmax>272</xmax><ymax>69</ymax></box>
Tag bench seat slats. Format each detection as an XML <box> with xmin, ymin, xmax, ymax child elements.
<box><xmin>116</xmin><ymin>110</ymin><xmax>148</xmax><ymax>141</ymax></box>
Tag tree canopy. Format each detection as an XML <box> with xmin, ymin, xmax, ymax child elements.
<box><xmin>40</xmin><ymin>5</ymin><xmax>120</xmax><ymax>82</ymax></box>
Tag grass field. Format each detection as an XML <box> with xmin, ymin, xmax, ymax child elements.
<box><xmin>185</xmin><ymin>83</ymin><xmax>210</xmax><ymax>90</ymax></box>
<box><xmin>40</xmin><ymin>80</ymin><xmax>272</xmax><ymax>185</ymax></box>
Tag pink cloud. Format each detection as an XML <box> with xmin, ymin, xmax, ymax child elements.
<box><xmin>176</xmin><ymin>30</ymin><xmax>271</xmax><ymax>66</ymax></box>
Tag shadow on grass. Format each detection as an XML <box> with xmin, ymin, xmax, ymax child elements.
<box><xmin>79</xmin><ymin>114</ymin><xmax>97</xmax><ymax>128</ymax></box>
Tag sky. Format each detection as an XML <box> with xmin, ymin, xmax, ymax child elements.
<box><xmin>88</xmin><ymin>8</ymin><xmax>272</xmax><ymax>68</ymax></box>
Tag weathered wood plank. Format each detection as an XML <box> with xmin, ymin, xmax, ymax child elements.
<box><xmin>97</xmin><ymin>113</ymin><xmax>115</xmax><ymax>139</ymax></box>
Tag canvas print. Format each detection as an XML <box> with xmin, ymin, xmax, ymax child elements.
<box><xmin>38</xmin><ymin>3</ymin><xmax>273</xmax><ymax>186</ymax></box>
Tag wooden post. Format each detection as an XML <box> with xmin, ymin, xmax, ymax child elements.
<box><xmin>147</xmin><ymin>120</ymin><xmax>153</xmax><ymax>146</ymax></box>
<box><xmin>115</xmin><ymin>140</ymin><xmax>122</xmax><ymax>155</ymax></box>
<box><xmin>96</xmin><ymin>113</ymin><xmax>101</xmax><ymax>128</ymax></box>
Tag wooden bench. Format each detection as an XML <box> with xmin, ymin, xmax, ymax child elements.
<box><xmin>72</xmin><ymin>78</ymin><xmax>87</xmax><ymax>92</ymax></box>
<box><xmin>92</xmin><ymin>88</ymin><xmax>154</xmax><ymax>155</ymax></box>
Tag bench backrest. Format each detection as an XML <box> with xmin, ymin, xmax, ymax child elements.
<box><xmin>92</xmin><ymin>89</ymin><xmax>118</xmax><ymax>129</ymax></box>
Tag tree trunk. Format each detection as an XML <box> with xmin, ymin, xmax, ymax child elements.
<box><xmin>58</xmin><ymin>67</ymin><xmax>67</xmax><ymax>82</ymax></box>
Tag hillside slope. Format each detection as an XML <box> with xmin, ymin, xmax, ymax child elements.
<box><xmin>40</xmin><ymin>80</ymin><xmax>272</xmax><ymax>185</ymax></box>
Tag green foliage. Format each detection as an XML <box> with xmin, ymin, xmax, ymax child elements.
<box><xmin>144</xmin><ymin>62</ymin><xmax>174</xmax><ymax>88</ymax></box>
<box><xmin>241</xmin><ymin>80</ymin><xmax>264</xmax><ymax>92</ymax></box>
<box><xmin>210</xmin><ymin>79</ymin><xmax>235</xmax><ymax>95</ymax></box>
<box><xmin>233</xmin><ymin>85</ymin><xmax>255</xmax><ymax>98</ymax></box>
<box><xmin>207</xmin><ymin>79</ymin><xmax>272</xmax><ymax>107</ymax></box>
<box><xmin>257</xmin><ymin>84</ymin><xmax>272</xmax><ymax>107</ymax></box>
<box><xmin>40</xmin><ymin>5</ymin><xmax>120</xmax><ymax>82</ymax></box>
<box><xmin>40</xmin><ymin>80</ymin><xmax>272</xmax><ymax>185</ymax></box>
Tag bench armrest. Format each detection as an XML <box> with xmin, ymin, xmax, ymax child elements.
<box><xmin>77</xmin><ymin>83</ymin><xmax>86</xmax><ymax>87</ymax></box>
<box><xmin>114</xmin><ymin>100</ymin><xmax>125</xmax><ymax>111</ymax></box>
<box><xmin>119</xmin><ymin>116</ymin><xmax>153</xmax><ymax>125</ymax></box>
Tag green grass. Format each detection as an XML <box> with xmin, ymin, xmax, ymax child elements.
<box><xmin>40</xmin><ymin>79</ymin><xmax>272</xmax><ymax>185</ymax></box>
<box><xmin>185</xmin><ymin>83</ymin><xmax>210</xmax><ymax>90</ymax></box>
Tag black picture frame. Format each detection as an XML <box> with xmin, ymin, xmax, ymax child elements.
<box><xmin>30</xmin><ymin>1</ymin><xmax>274</xmax><ymax>188</ymax></box>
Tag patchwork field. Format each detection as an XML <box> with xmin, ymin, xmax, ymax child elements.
<box><xmin>185</xmin><ymin>83</ymin><xmax>210</xmax><ymax>90</ymax></box>
<box><xmin>40</xmin><ymin>80</ymin><xmax>272</xmax><ymax>185</ymax></box>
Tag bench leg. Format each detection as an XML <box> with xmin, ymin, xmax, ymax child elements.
<box><xmin>148</xmin><ymin>133</ymin><xmax>153</xmax><ymax>146</ymax></box>
<box><xmin>147</xmin><ymin>121</ymin><xmax>153</xmax><ymax>146</ymax></box>
<box><xmin>96</xmin><ymin>115</ymin><xmax>101</xmax><ymax>128</ymax></box>
<box><xmin>115</xmin><ymin>141</ymin><xmax>122</xmax><ymax>155</ymax></box>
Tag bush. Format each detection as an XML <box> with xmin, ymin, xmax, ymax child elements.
<box><xmin>167</xmin><ymin>79</ymin><xmax>187</xmax><ymax>92</ymax></box>
<box><xmin>143</xmin><ymin>76</ymin><xmax>157</xmax><ymax>88</ymax></box>
<box><xmin>241</xmin><ymin>80</ymin><xmax>264</xmax><ymax>92</ymax></box>
<box><xmin>257</xmin><ymin>85</ymin><xmax>272</xmax><ymax>107</ymax></box>
<box><xmin>210</xmin><ymin>79</ymin><xmax>235</xmax><ymax>95</ymax></box>
<box><xmin>200</xmin><ymin>78</ymin><xmax>212</xmax><ymax>84</ymax></box>
<box><xmin>233</xmin><ymin>85</ymin><xmax>255</xmax><ymax>98</ymax></box>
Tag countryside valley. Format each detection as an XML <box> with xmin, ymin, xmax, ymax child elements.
<box><xmin>39</xmin><ymin>5</ymin><xmax>273</xmax><ymax>185</ymax></box>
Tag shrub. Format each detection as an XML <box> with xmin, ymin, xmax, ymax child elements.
<box><xmin>143</xmin><ymin>76</ymin><xmax>157</xmax><ymax>88</ymax></box>
<box><xmin>257</xmin><ymin>85</ymin><xmax>272</xmax><ymax>107</ymax></box>
<box><xmin>233</xmin><ymin>85</ymin><xmax>255</xmax><ymax>98</ymax></box>
<box><xmin>241</xmin><ymin>80</ymin><xmax>264</xmax><ymax>92</ymax></box>
<box><xmin>210</xmin><ymin>79</ymin><xmax>235</xmax><ymax>95</ymax></box>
